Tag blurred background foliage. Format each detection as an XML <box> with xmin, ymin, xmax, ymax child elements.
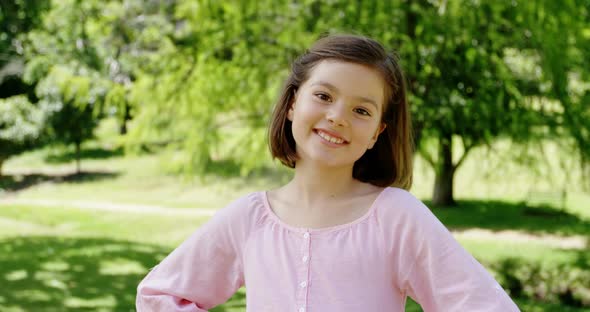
<box><xmin>1</xmin><ymin>0</ymin><xmax>589</xmax><ymax>205</ymax></box>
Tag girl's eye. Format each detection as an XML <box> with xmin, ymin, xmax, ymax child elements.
<box><xmin>315</xmin><ymin>92</ymin><xmax>331</xmax><ymax>102</ymax></box>
<box><xmin>354</xmin><ymin>108</ymin><xmax>371</xmax><ymax>116</ymax></box>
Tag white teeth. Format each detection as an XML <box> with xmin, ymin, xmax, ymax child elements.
<box><xmin>317</xmin><ymin>131</ymin><xmax>344</xmax><ymax>144</ymax></box>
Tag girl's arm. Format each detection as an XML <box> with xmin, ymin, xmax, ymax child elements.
<box><xmin>383</xmin><ymin>189</ymin><xmax>520</xmax><ymax>312</ymax></box>
<box><xmin>136</xmin><ymin>197</ymin><xmax>250</xmax><ymax>311</ymax></box>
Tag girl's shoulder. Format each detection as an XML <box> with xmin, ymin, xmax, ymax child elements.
<box><xmin>375</xmin><ymin>187</ymin><xmax>436</xmax><ymax>225</ymax></box>
<box><xmin>214</xmin><ymin>191</ymin><xmax>267</xmax><ymax>219</ymax></box>
<box><xmin>377</xmin><ymin>187</ymin><xmax>424</xmax><ymax>210</ymax></box>
<box><xmin>210</xmin><ymin>191</ymin><xmax>270</xmax><ymax>230</ymax></box>
<box><xmin>376</xmin><ymin>187</ymin><xmax>450</xmax><ymax>250</ymax></box>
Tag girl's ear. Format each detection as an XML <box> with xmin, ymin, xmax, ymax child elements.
<box><xmin>377</xmin><ymin>123</ymin><xmax>386</xmax><ymax>135</ymax></box>
<box><xmin>287</xmin><ymin>92</ymin><xmax>297</xmax><ymax>121</ymax></box>
<box><xmin>287</xmin><ymin>104</ymin><xmax>294</xmax><ymax>121</ymax></box>
<box><xmin>368</xmin><ymin>123</ymin><xmax>386</xmax><ymax>149</ymax></box>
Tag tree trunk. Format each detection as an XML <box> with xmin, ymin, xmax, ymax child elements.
<box><xmin>0</xmin><ymin>158</ymin><xmax>4</xmax><ymax>177</ymax></box>
<box><xmin>432</xmin><ymin>133</ymin><xmax>456</xmax><ymax>206</ymax></box>
<box><xmin>119</xmin><ymin>103</ymin><xmax>130</xmax><ymax>135</ymax></box>
<box><xmin>119</xmin><ymin>119</ymin><xmax>127</xmax><ymax>135</ymax></box>
<box><xmin>75</xmin><ymin>142</ymin><xmax>81</xmax><ymax>174</ymax></box>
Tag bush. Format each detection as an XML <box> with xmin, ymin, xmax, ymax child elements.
<box><xmin>490</xmin><ymin>257</ymin><xmax>590</xmax><ymax>307</ymax></box>
<box><xmin>0</xmin><ymin>95</ymin><xmax>44</xmax><ymax>174</ymax></box>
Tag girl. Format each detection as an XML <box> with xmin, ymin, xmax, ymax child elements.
<box><xmin>136</xmin><ymin>34</ymin><xmax>519</xmax><ymax>311</ymax></box>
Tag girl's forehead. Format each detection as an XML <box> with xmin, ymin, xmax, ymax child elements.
<box><xmin>304</xmin><ymin>60</ymin><xmax>386</xmax><ymax>107</ymax></box>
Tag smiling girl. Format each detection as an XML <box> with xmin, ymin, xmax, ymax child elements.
<box><xmin>136</xmin><ymin>34</ymin><xmax>519</xmax><ymax>312</ymax></box>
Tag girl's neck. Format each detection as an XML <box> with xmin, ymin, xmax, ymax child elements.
<box><xmin>285</xmin><ymin>160</ymin><xmax>359</xmax><ymax>205</ymax></box>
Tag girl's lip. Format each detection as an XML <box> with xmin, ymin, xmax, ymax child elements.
<box><xmin>314</xmin><ymin>128</ymin><xmax>349</xmax><ymax>143</ymax></box>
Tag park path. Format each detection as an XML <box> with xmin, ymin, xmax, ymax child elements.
<box><xmin>0</xmin><ymin>197</ymin><xmax>587</xmax><ymax>249</ymax></box>
<box><xmin>0</xmin><ymin>197</ymin><xmax>217</xmax><ymax>217</ymax></box>
<box><xmin>452</xmin><ymin>228</ymin><xmax>587</xmax><ymax>249</ymax></box>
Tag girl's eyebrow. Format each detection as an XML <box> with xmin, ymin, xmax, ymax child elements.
<box><xmin>310</xmin><ymin>81</ymin><xmax>379</xmax><ymax>109</ymax></box>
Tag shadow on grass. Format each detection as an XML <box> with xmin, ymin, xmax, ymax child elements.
<box><xmin>0</xmin><ymin>171</ymin><xmax>120</xmax><ymax>193</ymax></box>
<box><xmin>426</xmin><ymin>199</ymin><xmax>590</xmax><ymax>237</ymax></box>
<box><xmin>0</xmin><ymin>236</ymin><xmax>246</xmax><ymax>311</ymax></box>
<box><xmin>45</xmin><ymin>146</ymin><xmax>125</xmax><ymax>164</ymax></box>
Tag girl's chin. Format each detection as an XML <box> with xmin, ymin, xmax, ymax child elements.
<box><xmin>296</xmin><ymin>155</ymin><xmax>357</xmax><ymax>170</ymax></box>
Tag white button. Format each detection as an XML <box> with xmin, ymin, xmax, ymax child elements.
<box><xmin>300</xmin><ymin>281</ymin><xmax>307</xmax><ymax>288</ymax></box>
<box><xmin>303</xmin><ymin>232</ymin><xmax>310</xmax><ymax>239</ymax></box>
<box><xmin>298</xmin><ymin>308</ymin><xmax>305</xmax><ymax>312</ymax></box>
<box><xmin>302</xmin><ymin>255</ymin><xmax>309</xmax><ymax>263</ymax></box>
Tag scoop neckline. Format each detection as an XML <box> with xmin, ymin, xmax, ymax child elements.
<box><xmin>260</xmin><ymin>187</ymin><xmax>389</xmax><ymax>234</ymax></box>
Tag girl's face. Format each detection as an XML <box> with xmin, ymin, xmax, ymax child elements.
<box><xmin>288</xmin><ymin>60</ymin><xmax>386</xmax><ymax>169</ymax></box>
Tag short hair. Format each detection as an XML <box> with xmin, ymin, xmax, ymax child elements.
<box><xmin>268</xmin><ymin>34</ymin><xmax>413</xmax><ymax>190</ymax></box>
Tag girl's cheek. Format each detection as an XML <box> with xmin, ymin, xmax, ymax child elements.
<box><xmin>299</xmin><ymin>102</ymin><xmax>321</xmax><ymax>119</ymax></box>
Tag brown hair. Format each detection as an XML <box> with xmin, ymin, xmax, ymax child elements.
<box><xmin>268</xmin><ymin>34</ymin><xmax>413</xmax><ymax>190</ymax></box>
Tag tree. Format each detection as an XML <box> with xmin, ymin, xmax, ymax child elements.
<box><xmin>24</xmin><ymin>0</ymin><xmax>182</xmax><ymax>139</ymax></box>
<box><xmin>524</xmin><ymin>0</ymin><xmax>590</xmax><ymax>191</ymax></box>
<box><xmin>20</xmin><ymin>0</ymin><xmax>588</xmax><ymax>203</ymax></box>
<box><xmin>22</xmin><ymin>0</ymin><xmax>150</xmax><ymax>170</ymax></box>
<box><xmin>125</xmin><ymin>0</ymin><xmax>310</xmax><ymax>174</ymax></box>
<box><xmin>119</xmin><ymin>0</ymin><xmax>578</xmax><ymax>202</ymax></box>
<box><xmin>35</xmin><ymin>67</ymin><xmax>106</xmax><ymax>173</ymax></box>
<box><xmin>399</xmin><ymin>1</ymin><xmax>533</xmax><ymax>205</ymax></box>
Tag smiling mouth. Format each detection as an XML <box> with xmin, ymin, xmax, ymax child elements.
<box><xmin>314</xmin><ymin>129</ymin><xmax>348</xmax><ymax>145</ymax></box>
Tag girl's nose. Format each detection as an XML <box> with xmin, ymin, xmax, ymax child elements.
<box><xmin>326</xmin><ymin>103</ymin><xmax>349</xmax><ymax>127</ymax></box>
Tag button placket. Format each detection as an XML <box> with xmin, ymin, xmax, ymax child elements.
<box><xmin>296</xmin><ymin>231</ymin><xmax>312</xmax><ymax>312</ymax></box>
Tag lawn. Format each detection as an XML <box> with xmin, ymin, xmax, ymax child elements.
<box><xmin>0</xmin><ymin>140</ymin><xmax>589</xmax><ymax>311</ymax></box>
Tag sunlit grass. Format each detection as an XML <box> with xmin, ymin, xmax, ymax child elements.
<box><xmin>5</xmin><ymin>137</ymin><xmax>589</xmax><ymax>221</ymax></box>
<box><xmin>0</xmin><ymin>204</ymin><xmax>208</xmax><ymax>246</ymax></box>
<box><xmin>459</xmin><ymin>237</ymin><xmax>585</xmax><ymax>266</ymax></box>
<box><xmin>3</xmin><ymin>144</ymin><xmax>281</xmax><ymax>209</ymax></box>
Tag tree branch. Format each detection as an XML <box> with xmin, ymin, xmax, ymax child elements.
<box><xmin>453</xmin><ymin>141</ymin><xmax>474</xmax><ymax>171</ymax></box>
<box><xmin>418</xmin><ymin>148</ymin><xmax>437</xmax><ymax>170</ymax></box>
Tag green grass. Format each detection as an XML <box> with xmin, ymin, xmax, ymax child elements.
<box><xmin>0</xmin><ymin>204</ymin><xmax>212</xmax><ymax>312</ymax></box>
<box><xmin>0</xmin><ymin>236</ymin><xmax>166</xmax><ymax>312</ymax></box>
<box><xmin>5</xmin><ymin>138</ymin><xmax>590</xmax><ymax>216</ymax></box>
<box><xmin>430</xmin><ymin>199</ymin><xmax>590</xmax><ymax>236</ymax></box>
<box><xmin>0</xmin><ymin>229</ymin><xmax>586</xmax><ymax>312</ymax></box>
<box><xmin>2</xmin><ymin>144</ymin><xmax>284</xmax><ymax>209</ymax></box>
<box><xmin>1</xmin><ymin>138</ymin><xmax>589</xmax><ymax>311</ymax></box>
<box><xmin>0</xmin><ymin>204</ymin><xmax>208</xmax><ymax>246</ymax></box>
<box><xmin>459</xmin><ymin>237</ymin><xmax>587</xmax><ymax>267</ymax></box>
<box><xmin>0</xmin><ymin>204</ymin><xmax>585</xmax><ymax>311</ymax></box>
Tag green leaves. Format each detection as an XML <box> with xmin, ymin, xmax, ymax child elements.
<box><xmin>0</xmin><ymin>95</ymin><xmax>44</xmax><ymax>171</ymax></box>
<box><xmin>5</xmin><ymin>0</ymin><xmax>588</xmax><ymax>185</ymax></box>
<box><xmin>34</xmin><ymin>66</ymin><xmax>104</xmax><ymax>148</ymax></box>
<box><xmin>0</xmin><ymin>96</ymin><xmax>43</xmax><ymax>144</ymax></box>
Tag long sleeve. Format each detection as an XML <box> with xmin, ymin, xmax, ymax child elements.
<box><xmin>136</xmin><ymin>196</ymin><xmax>252</xmax><ymax>311</ymax></box>
<box><xmin>381</xmin><ymin>188</ymin><xmax>520</xmax><ymax>312</ymax></box>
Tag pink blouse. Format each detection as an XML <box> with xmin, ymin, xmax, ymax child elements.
<box><xmin>136</xmin><ymin>187</ymin><xmax>519</xmax><ymax>311</ymax></box>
